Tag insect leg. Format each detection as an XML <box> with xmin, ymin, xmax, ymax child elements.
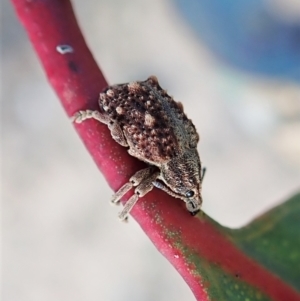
<box><xmin>152</xmin><ymin>180</ymin><xmax>182</xmax><ymax>199</ymax></box>
<box><xmin>118</xmin><ymin>170</ymin><xmax>160</xmax><ymax>221</ymax></box>
<box><xmin>71</xmin><ymin>110</ymin><xmax>110</xmax><ymax>124</ymax></box>
<box><xmin>107</xmin><ymin>121</ymin><xmax>128</xmax><ymax>147</ymax></box>
<box><xmin>111</xmin><ymin>167</ymin><xmax>155</xmax><ymax>204</ymax></box>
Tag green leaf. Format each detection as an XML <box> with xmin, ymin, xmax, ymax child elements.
<box><xmin>229</xmin><ymin>192</ymin><xmax>300</xmax><ymax>292</ymax></box>
<box><xmin>165</xmin><ymin>192</ymin><xmax>300</xmax><ymax>300</ymax></box>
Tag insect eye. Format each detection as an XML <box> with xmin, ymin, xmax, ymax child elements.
<box><xmin>186</xmin><ymin>190</ymin><xmax>194</xmax><ymax>198</ymax></box>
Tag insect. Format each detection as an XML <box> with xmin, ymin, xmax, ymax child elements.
<box><xmin>72</xmin><ymin>76</ymin><xmax>204</xmax><ymax>220</ymax></box>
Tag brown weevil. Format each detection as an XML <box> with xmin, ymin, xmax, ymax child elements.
<box><xmin>72</xmin><ymin>76</ymin><xmax>204</xmax><ymax>220</ymax></box>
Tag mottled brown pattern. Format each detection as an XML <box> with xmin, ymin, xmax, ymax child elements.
<box><xmin>98</xmin><ymin>76</ymin><xmax>199</xmax><ymax>165</ymax></box>
<box><xmin>73</xmin><ymin>76</ymin><xmax>203</xmax><ymax>220</ymax></box>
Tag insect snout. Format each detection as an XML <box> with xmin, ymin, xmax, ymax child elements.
<box><xmin>185</xmin><ymin>196</ymin><xmax>202</xmax><ymax>216</ymax></box>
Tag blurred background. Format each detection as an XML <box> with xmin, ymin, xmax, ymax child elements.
<box><xmin>2</xmin><ymin>0</ymin><xmax>300</xmax><ymax>300</ymax></box>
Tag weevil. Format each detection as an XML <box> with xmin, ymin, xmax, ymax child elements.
<box><xmin>72</xmin><ymin>76</ymin><xmax>204</xmax><ymax>220</ymax></box>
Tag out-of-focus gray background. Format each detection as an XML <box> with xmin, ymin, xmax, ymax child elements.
<box><xmin>2</xmin><ymin>1</ymin><xmax>300</xmax><ymax>300</ymax></box>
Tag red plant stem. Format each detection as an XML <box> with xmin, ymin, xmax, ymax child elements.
<box><xmin>11</xmin><ymin>1</ymin><xmax>300</xmax><ymax>300</ymax></box>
